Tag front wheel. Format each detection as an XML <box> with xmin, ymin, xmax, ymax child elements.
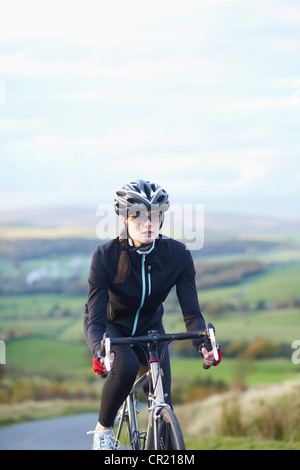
<box><xmin>155</xmin><ymin>407</ymin><xmax>185</xmax><ymax>450</ymax></box>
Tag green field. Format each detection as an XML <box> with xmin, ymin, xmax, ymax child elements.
<box><xmin>206</xmin><ymin>308</ymin><xmax>300</xmax><ymax>343</ymax></box>
<box><xmin>1</xmin><ymin>260</ymin><xmax>300</xmax><ymax>381</ymax></box>
<box><xmin>5</xmin><ymin>336</ymin><xmax>298</xmax><ymax>385</ymax></box>
<box><xmin>197</xmin><ymin>264</ymin><xmax>300</xmax><ymax>306</ymax></box>
<box><xmin>0</xmin><ymin>294</ymin><xmax>85</xmax><ymax>319</ymax></box>
<box><xmin>171</xmin><ymin>357</ymin><xmax>299</xmax><ymax>385</ymax></box>
<box><xmin>3</xmin><ymin>304</ymin><xmax>300</xmax><ymax>386</ymax></box>
<box><xmin>6</xmin><ymin>337</ymin><xmax>90</xmax><ymax>378</ymax></box>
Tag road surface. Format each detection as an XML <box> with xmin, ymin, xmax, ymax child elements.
<box><xmin>0</xmin><ymin>413</ymin><xmax>97</xmax><ymax>450</ymax></box>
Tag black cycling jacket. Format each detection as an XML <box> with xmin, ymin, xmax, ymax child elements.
<box><xmin>84</xmin><ymin>235</ymin><xmax>206</xmax><ymax>355</ymax></box>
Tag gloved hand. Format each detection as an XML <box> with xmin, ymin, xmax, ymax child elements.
<box><xmin>197</xmin><ymin>323</ymin><xmax>222</xmax><ymax>369</ymax></box>
<box><xmin>93</xmin><ymin>352</ymin><xmax>115</xmax><ymax>377</ymax></box>
<box><xmin>201</xmin><ymin>344</ymin><xmax>223</xmax><ymax>367</ymax></box>
<box><xmin>93</xmin><ymin>357</ymin><xmax>105</xmax><ymax>376</ymax></box>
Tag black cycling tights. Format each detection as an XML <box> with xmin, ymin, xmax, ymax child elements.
<box><xmin>99</xmin><ymin>323</ymin><xmax>172</xmax><ymax>428</ymax></box>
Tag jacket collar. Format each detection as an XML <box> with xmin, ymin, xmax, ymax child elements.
<box><xmin>125</xmin><ymin>236</ymin><xmax>160</xmax><ymax>262</ymax></box>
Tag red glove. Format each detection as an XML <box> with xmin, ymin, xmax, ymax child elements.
<box><xmin>93</xmin><ymin>357</ymin><xmax>106</xmax><ymax>376</ymax></box>
<box><xmin>213</xmin><ymin>346</ymin><xmax>222</xmax><ymax>366</ymax></box>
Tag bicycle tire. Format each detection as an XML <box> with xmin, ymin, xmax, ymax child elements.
<box><xmin>154</xmin><ymin>407</ymin><xmax>186</xmax><ymax>450</ymax></box>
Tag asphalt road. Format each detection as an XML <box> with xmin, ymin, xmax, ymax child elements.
<box><xmin>0</xmin><ymin>413</ymin><xmax>98</xmax><ymax>450</ymax></box>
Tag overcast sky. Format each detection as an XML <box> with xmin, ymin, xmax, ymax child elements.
<box><xmin>0</xmin><ymin>0</ymin><xmax>299</xmax><ymax>218</ymax></box>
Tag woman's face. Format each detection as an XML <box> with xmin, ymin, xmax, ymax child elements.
<box><xmin>121</xmin><ymin>208</ymin><xmax>161</xmax><ymax>247</ymax></box>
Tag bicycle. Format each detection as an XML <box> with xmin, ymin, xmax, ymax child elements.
<box><xmin>100</xmin><ymin>323</ymin><xmax>219</xmax><ymax>450</ymax></box>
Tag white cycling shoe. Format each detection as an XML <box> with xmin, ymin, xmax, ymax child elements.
<box><xmin>87</xmin><ymin>428</ymin><xmax>120</xmax><ymax>450</ymax></box>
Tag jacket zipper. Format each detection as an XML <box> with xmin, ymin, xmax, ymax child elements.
<box><xmin>131</xmin><ymin>241</ymin><xmax>155</xmax><ymax>336</ymax></box>
<box><xmin>131</xmin><ymin>253</ymin><xmax>146</xmax><ymax>336</ymax></box>
<box><xmin>148</xmin><ymin>265</ymin><xmax>151</xmax><ymax>296</ymax></box>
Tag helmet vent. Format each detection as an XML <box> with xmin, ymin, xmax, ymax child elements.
<box><xmin>144</xmin><ymin>184</ymin><xmax>151</xmax><ymax>200</ymax></box>
<box><xmin>131</xmin><ymin>183</ymin><xmax>141</xmax><ymax>193</ymax></box>
<box><xmin>127</xmin><ymin>197</ymin><xmax>137</xmax><ymax>204</ymax></box>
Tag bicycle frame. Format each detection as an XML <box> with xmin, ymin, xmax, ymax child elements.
<box><xmin>145</xmin><ymin>340</ymin><xmax>171</xmax><ymax>449</ymax></box>
<box><xmin>114</xmin><ymin>371</ymin><xmax>150</xmax><ymax>450</ymax></box>
<box><xmin>102</xmin><ymin>328</ymin><xmax>214</xmax><ymax>450</ymax></box>
<box><xmin>114</xmin><ymin>340</ymin><xmax>169</xmax><ymax>450</ymax></box>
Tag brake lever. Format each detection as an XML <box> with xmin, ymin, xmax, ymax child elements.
<box><xmin>202</xmin><ymin>323</ymin><xmax>218</xmax><ymax>370</ymax></box>
<box><xmin>104</xmin><ymin>336</ymin><xmax>111</xmax><ymax>372</ymax></box>
<box><xmin>100</xmin><ymin>333</ymin><xmax>111</xmax><ymax>377</ymax></box>
<box><xmin>208</xmin><ymin>325</ymin><xmax>219</xmax><ymax>362</ymax></box>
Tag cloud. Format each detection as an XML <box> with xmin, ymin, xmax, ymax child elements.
<box><xmin>0</xmin><ymin>118</ymin><xmax>41</xmax><ymax>133</ymax></box>
<box><xmin>238</xmin><ymin>160</ymin><xmax>269</xmax><ymax>182</ymax></box>
<box><xmin>0</xmin><ymin>0</ymin><xmax>228</xmax><ymax>42</ymax></box>
<box><xmin>0</xmin><ymin>0</ymin><xmax>299</xmax><ymax>218</ymax></box>
<box><xmin>205</xmin><ymin>96</ymin><xmax>300</xmax><ymax>114</ymax></box>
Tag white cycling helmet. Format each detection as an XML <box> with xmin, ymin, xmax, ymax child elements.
<box><xmin>114</xmin><ymin>179</ymin><xmax>170</xmax><ymax>216</ymax></box>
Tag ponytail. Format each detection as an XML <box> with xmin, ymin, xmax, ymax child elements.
<box><xmin>114</xmin><ymin>230</ymin><xmax>131</xmax><ymax>284</ymax></box>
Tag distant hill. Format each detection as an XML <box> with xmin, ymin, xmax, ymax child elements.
<box><xmin>0</xmin><ymin>206</ymin><xmax>98</xmax><ymax>229</ymax></box>
<box><xmin>0</xmin><ymin>206</ymin><xmax>299</xmax><ymax>239</ymax></box>
<box><xmin>204</xmin><ymin>211</ymin><xmax>300</xmax><ymax>238</ymax></box>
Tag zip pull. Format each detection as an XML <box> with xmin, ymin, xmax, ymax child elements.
<box><xmin>148</xmin><ymin>265</ymin><xmax>151</xmax><ymax>296</ymax></box>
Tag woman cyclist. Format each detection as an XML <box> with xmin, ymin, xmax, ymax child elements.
<box><xmin>84</xmin><ymin>179</ymin><xmax>221</xmax><ymax>450</ymax></box>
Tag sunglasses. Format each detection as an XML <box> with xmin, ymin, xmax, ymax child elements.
<box><xmin>129</xmin><ymin>211</ymin><xmax>161</xmax><ymax>223</ymax></box>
